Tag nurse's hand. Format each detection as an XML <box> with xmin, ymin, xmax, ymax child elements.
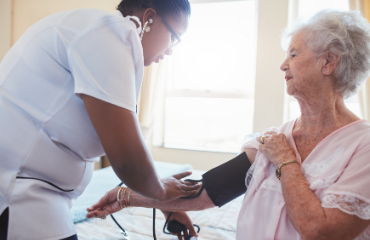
<box><xmin>160</xmin><ymin>171</ymin><xmax>201</xmax><ymax>202</ymax></box>
<box><xmin>162</xmin><ymin>211</ymin><xmax>198</xmax><ymax>240</ymax></box>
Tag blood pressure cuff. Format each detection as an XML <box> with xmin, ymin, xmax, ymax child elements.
<box><xmin>202</xmin><ymin>152</ymin><xmax>251</xmax><ymax>207</ymax></box>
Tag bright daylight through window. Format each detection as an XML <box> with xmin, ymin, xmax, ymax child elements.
<box><xmin>288</xmin><ymin>0</ymin><xmax>363</xmax><ymax>120</ymax></box>
<box><xmin>163</xmin><ymin>0</ymin><xmax>256</xmax><ymax>153</ymax></box>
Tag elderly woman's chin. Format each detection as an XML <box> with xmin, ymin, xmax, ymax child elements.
<box><xmin>285</xmin><ymin>81</ymin><xmax>295</xmax><ymax>96</ymax></box>
<box><xmin>285</xmin><ymin>80</ymin><xmax>303</xmax><ymax>99</ymax></box>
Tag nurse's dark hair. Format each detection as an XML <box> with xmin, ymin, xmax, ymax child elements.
<box><xmin>117</xmin><ymin>0</ymin><xmax>191</xmax><ymax>17</ymax></box>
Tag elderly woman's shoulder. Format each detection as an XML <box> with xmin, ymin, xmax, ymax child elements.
<box><xmin>350</xmin><ymin>120</ymin><xmax>370</xmax><ymax>133</ymax></box>
<box><xmin>347</xmin><ymin>120</ymin><xmax>370</xmax><ymax>151</ymax></box>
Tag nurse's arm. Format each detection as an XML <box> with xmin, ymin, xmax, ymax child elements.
<box><xmin>82</xmin><ymin>95</ymin><xmax>199</xmax><ymax>202</ymax></box>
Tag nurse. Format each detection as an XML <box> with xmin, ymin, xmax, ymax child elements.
<box><xmin>0</xmin><ymin>0</ymin><xmax>199</xmax><ymax>239</ymax></box>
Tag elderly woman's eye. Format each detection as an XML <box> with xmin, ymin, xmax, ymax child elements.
<box><xmin>291</xmin><ymin>54</ymin><xmax>296</xmax><ymax>58</ymax></box>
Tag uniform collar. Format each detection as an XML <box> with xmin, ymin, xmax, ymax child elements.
<box><xmin>115</xmin><ymin>10</ymin><xmax>142</xmax><ymax>36</ymax></box>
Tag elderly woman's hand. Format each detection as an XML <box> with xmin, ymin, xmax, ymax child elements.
<box><xmin>86</xmin><ymin>186</ymin><xmax>121</xmax><ymax>219</ymax></box>
<box><xmin>257</xmin><ymin>131</ymin><xmax>297</xmax><ymax>166</ymax></box>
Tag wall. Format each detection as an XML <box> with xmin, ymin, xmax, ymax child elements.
<box><xmin>0</xmin><ymin>0</ymin><xmax>12</xmax><ymax>62</ymax></box>
<box><xmin>12</xmin><ymin>0</ymin><xmax>121</xmax><ymax>44</ymax></box>
<box><xmin>252</xmin><ymin>0</ymin><xmax>289</xmax><ymax>132</ymax></box>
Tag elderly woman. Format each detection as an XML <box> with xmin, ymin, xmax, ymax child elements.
<box><xmin>87</xmin><ymin>10</ymin><xmax>370</xmax><ymax>240</ymax></box>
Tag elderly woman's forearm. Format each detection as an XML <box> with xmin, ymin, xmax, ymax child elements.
<box><xmin>130</xmin><ymin>189</ymin><xmax>215</xmax><ymax>211</ymax></box>
<box><xmin>280</xmin><ymin>164</ymin><xmax>366</xmax><ymax>240</ymax></box>
<box><xmin>280</xmin><ymin>164</ymin><xmax>326</xmax><ymax>237</ymax></box>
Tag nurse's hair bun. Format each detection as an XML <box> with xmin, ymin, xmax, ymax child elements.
<box><xmin>117</xmin><ymin>0</ymin><xmax>191</xmax><ymax>17</ymax></box>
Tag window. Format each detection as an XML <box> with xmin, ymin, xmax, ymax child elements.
<box><xmin>286</xmin><ymin>0</ymin><xmax>362</xmax><ymax>121</ymax></box>
<box><xmin>162</xmin><ymin>0</ymin><xmax>256</xmax><ymax>153</ymax></box>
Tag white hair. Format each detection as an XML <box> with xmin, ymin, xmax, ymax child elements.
<box><xmin>281</xmin><ymin>10</ymin><xmax>370</xmax><ymax>98</ymax></box>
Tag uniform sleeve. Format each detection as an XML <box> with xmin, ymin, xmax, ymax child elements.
<box><xmin>322</xmin><ymin>145</ymin><xmax>370</xmax><ymax>220</ymax></box>
<box><xmin>67</xmin><ymin>17</ymin><xmax>141</xmax><ymax>112</ymax></box>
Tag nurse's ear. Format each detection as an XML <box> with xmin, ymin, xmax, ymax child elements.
<box><xmin>143</xmin><ymin>18</ymin><xmax>153</xmax><ymax>33</ymax></box>
<box><xmin>141</xmin><ymin>8</ymin><xmax>157</xmax><ymax>32</ymax></box>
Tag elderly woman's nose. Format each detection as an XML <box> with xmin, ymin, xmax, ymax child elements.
<box><xmin>280</xmin><ymin>59</ymin><xmax>289</xmax><ymax>71</ymax></box>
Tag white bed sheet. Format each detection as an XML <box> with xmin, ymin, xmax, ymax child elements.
<box><xmin>75</xmin><ymin>170</ymin><xmax>243</xmax><ymax>240</ymax></box>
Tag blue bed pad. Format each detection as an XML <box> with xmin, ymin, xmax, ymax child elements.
<box><xmin>71</xmin><ymin>161</ymin><xmax>193</xmax><ymax>223</ymax></box>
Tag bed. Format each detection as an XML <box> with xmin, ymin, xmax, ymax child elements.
<box><xmin>72</xmin><ymin>161</ymin><xmax>243</xmax><ymax>240</ymax></box>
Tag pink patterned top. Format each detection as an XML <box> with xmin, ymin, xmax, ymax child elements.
<box><xmin>237</xmin><ymin>119</ymin><xmax>370</xmax><ymax>240</ymax></box>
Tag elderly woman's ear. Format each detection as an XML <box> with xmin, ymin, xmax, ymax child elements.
<box><xmin>322</xmin><ymin>52</ymin><xmax>341</xmax><ymax>75</ymax></box>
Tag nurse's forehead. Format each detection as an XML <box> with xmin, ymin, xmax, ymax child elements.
<box><xmin>167</xmin><ymin>13</ymin><xmax>189</xmax><ymax>36</ymax></box>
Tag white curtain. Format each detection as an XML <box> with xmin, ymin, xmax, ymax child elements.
<box><xmin>358</xmin><ymin>81</ymin><xmax>370</xmax><ymax>120</ymax></box>
<box><xmin>137</xmin><ymin>58</ymin><xmax>169</xmax><ymax>146</ymax></box>
<box><xmin>349</xmin><ymin>0</ymin><xmax>370</xmax><ymax>120</ymax></box>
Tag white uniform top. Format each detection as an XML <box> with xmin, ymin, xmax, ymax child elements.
<box><xmin>0</xmin><ymin>9</ymin><xmax>144</xmax><ymax>239</ymax></box>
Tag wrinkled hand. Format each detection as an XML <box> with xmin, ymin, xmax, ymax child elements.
<box><xmin>160</xmin><ymin>171</ymin><xmax>201</xmax><ymax>202</ymax></box>
<box><xmin>162</xmin><ymin>211</ymin><xmax>198</xmax><ymax>240</ymax></box>
<box><xmin>257</xmin><ymin>131</ymin><xmax>296</xmax><ymax>166</ymax></box>
<box><xmin>86</xmin><ymin>186</ymin><xmax>121</xmax><ymax>219</ymax></box>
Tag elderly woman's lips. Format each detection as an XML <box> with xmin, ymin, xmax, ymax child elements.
<box><xmin>285</xmin><ymin>76</ymin><xmax>292</xmax><ymax>80</ymax></box>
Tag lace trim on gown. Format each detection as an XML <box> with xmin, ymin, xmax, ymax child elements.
<box><xmin>322</xmin><ymin>193</ymin><xmax>370</xmax><ymax>220</ymax></box>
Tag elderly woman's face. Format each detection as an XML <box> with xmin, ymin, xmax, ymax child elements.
<box><xmin>280</xmin><ymin>33</ymin><xmax>324</xmax><ymax>99</ymax></box>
